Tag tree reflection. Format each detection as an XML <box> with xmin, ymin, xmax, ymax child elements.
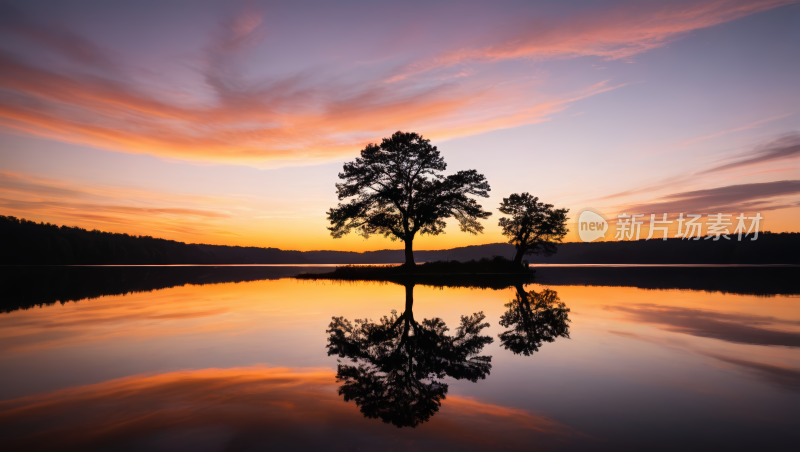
<box><xmin>499</xmin><ymin>284</ymin><xmax>570</xmax><ymax>356</ymax></box>
<box><xmin>326</xmin><ymin>283</ymin><xmax>493</xmax><ymax>427</ymax></box>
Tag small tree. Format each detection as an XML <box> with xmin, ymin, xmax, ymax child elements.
<box><xmin>327</xmin><ymin>131</ymin><xmax>492</xmax><ymax>266</ymax></box>
<box><xmin>498</xmin><ymin>192</ymin><xmax>569</xmax><ymax>266</ymax></box>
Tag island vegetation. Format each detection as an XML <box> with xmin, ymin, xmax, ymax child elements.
<box><xmin>295</xmin><ymin>256</ymin><xmax>535</xmax><ymax>289</ymax></box>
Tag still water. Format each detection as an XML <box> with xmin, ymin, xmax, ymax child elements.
<box><xmin>0</xmin><ymin>267</ymin><xmax>798</xmax><ymax>451</ymax></box>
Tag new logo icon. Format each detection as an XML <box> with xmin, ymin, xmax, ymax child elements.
<box><xmin>578</xmin><ymin>209</ymin><xmax>608</xmax><ymax>242</ymax></box>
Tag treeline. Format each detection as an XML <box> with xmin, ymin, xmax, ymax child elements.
<box><xmin>0</xmin><ymin>215</ymin><xmax>309</xmax><ymax>265</ymax></box>
<box><xmin>2</xmin><ymin>215</ymin><xmax>799</xmax><ymax>265</ymax></box>
<box><xmin>522</xmin><ymin>235</ymin><xmax>800</xmax><ymax>265</ymax></box>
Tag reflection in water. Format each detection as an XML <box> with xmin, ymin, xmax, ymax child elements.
<box><xmin>0</xmin><ymin>366</ymin><xmax>579</xmax><ymax>451</ymax></box>
<box><xmin>326</xmin><ymin>284</ymin><xmax>493</xmax><ymax>427</ymax></box>
<box><xmin>533</xmin><ymin>266</ymin><xmax>800</xmax><ymax>297</ymax></box>
<box><xmin>6</xmin><ymin>265</ymin><xmax>798</xmax><ymax>315</ymax></box>
<box><xmin>2</xmin><ymin>275</ymin><xmax>799</xmax><ymax>449</ymax></box>
<box><xmin>0</xmin><ymin>265</ymin><xmax>331</xmax><ymax>314</ymax></box>
<box><xmin>499</xmin><ymin>285</ymin><xmax>571</xmax><ymax>356</ymax></box>
<box><xmin>608</xmin><ymin>304</ymin><xmax>800</xmax><ymax>347</ymax></box>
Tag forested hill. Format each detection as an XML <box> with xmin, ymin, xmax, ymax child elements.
<box><xmin>0</xmin><ymin>216</ymin><xmax>309</xmax><ymax>265</ymax></box>
<box><xmin>2</xmin><ymin>215</ymin><xmax>799</xmax><ymax>265</ymax></box>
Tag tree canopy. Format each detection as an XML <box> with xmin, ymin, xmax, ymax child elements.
<box><xmin>498</xmin><ymin>193</ymin><xmax>569</xmax><ymax>266</ymax></box>
<box><xmin>327</xmin><ymin>131</ymin><xmax>491</xmax><ymax>266</ymax></box>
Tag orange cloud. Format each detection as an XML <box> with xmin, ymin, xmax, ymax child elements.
<box><xmin>0</xmin><ymin>171</ymin><xmax>248</xmax><ymax>241</ymax></box>
<box><xmin>3</xmin><ymin>1</ymin><xmax>788</xmax><ymax>166</ymax></box>
<box><xmin>0</xmin><ymin>48</ymin><xmax>609</xmax><ymax>167</ymax></box>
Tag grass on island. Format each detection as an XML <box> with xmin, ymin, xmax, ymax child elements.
<box><xmin>295</xmin><ymin>256</ymin><xmax>535</xmax><ymax>289</ymax></box>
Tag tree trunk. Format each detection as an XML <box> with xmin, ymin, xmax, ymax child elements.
<box><xmin>404</xmin><ymin>238</ymin><xmax>416</xmax><ymax>267</ymax></box>
<box><xmin>513</xmin><ymin>246</ymin><xmax>524</xmax><ymax>267</ymax></box>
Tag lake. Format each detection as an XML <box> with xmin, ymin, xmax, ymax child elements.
<box><xmin>0</xmin><ymin>266</ymin><xmax>798</xmax><ymax>451</ymax></box>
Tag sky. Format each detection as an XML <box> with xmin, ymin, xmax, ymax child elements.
<box><xmin>1</xmin><ymin>0</ymin><xmax>799</xmax><ymax>251</ymax></box>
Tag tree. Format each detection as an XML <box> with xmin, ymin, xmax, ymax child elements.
<box><xmin>498</xmin><ymin>193</ymin><xmax>569</xmax><ymax>266</ymax></box>
<box><xmin>327</xmin><ymin>131</ymin><xmax>491</xmax><ymax>266</ymax></box>
<box><xmin>498</xmin><ymin>284</ymin><xmax>570</xmax><ymax>356</ymax></box>
<box><xmin>326</xmin><ymin>284</ymin><xmax>493</xmax><ymax>427</ymax></box>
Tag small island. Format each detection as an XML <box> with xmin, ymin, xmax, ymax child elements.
<box><xmin>296</xmin><ymin>256</ymin><xmax>534</xmax><ymax>289</ymax></box>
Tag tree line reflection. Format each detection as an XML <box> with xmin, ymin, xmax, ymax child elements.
<box><xmin>325</xmin><ymin>283</ymin><xmax>571</xmax><ymax>427</ymax></box>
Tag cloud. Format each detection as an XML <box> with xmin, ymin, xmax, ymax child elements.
<box><xmin>0</xmin><ymin>39</ymin><xmax>619</xmax><ymax>166</ymax></box>
<box><xmin>679</xmin><ymin>114</ymin><xmax>793</xmax><ymax>147</ymax></box>
<box><xmin>387</xmin><ymin>0</ymin><xmax>794</xmax><ymax>82</ymax></box>
<box><xmin>0</xmin><ymin>171</ymin><xmax>240</xmax><ymax>239</ymax></box>
<box><xmin>585</xmin><ymin>132</ymin><xmax>800</xmax><ymax>206</ymax></box>
<box><xmin>702</xmin><ymin>132</ymin><xmax>800</xmax><ymax>174</ymax></box>
<box><xmin>0</xmin><ymin>4</ymin><xmax>115</xmax><ymax>69</ymax></box>
<box><xmin>609</xmin><ymin>303</ymin><xmax>800</xmax><ymax>347</ymax></box>
<box><xmin>619</xmin><ymin>180</ymin><xmax>800</xmax><ymax>214</ymax></box>
<box><xmin>0</xmin><ymin>1</ymin><xmax>790</xmax><ymax>166</ymax></box>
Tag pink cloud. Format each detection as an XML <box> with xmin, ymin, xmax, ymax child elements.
<box><xmin>388</xmin><ymin>0</ymin><xmax>795</xmax><ymax>82</ymax></box>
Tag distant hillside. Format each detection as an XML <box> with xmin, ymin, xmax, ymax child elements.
<box><xmin>0</xmin><ymin>216</ymin><xmax>309</xmax><ymax>265</ymax></box>
<box><xmin>2</xmin><ymin>215</ymin><xmax>799</xmax><ymax>265</ymax></box>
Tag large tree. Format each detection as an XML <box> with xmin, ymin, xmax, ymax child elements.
<box><xmin>498</xmin><ymin>192</ymin><xmax>569</xmax><ymax>266</ymax></box>
<box><xmin>327</xmin><ymin>131</ymin><xmax>491</xmax><ymax>266</ymax></box>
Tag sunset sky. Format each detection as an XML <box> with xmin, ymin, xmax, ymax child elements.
<box><xmin>1</xmin><ymin>0</ymin><xmax>799</xmax><ymax>251</ymax></box>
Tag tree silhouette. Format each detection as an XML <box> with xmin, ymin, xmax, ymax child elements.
<box><xmin>326</xmin><ymin>284</ymin><xmax>493</xmax><ymax>427</ymax></box>
<box><xmin>327</xmin><ymin>131</ymin><xmax>492</xmax><ymax>266</ymax></box>
<box><xmin>498</xmin><ymin>193</ymin><xmax>569</xmax><ymax>266</ymax></box>
<box><xmin>498</xmin><ymin>284</ymin><xmax>570</xmax><ymax>356</ymax></box>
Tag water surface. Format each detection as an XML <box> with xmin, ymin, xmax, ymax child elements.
<box><xmin>1</xmin><ymin>267</ymin><xmax>798</xmax><ymax>451</ymax></box>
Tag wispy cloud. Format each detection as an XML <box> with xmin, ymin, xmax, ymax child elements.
<box><xmin>678</xmin><ymin>114</ymin><xmax>793</xmax><ymax>147</ymax></box>
<box><xmin>386</xmin><ymin>0</ymin><xmax>794</xmax><ymax>82</ymax></box>
<box><xmin>0</xmin><ymin>1</ymin><xmax>791</xmax><ymax>166</ymax></box>
<box><xmin>702</xmin><ymin>132</ymin><xmax>800</xmax><ymax>174</ymax></box>
<box><xmin>620</xmin><ymin>180</ymin><xmax>800</xmax><ymax>214</ymax></box>
<box><xmin>578</xmin><ymin>132</ymin><xmax>800</xmax><ymax>218</ymax></box>
<box><xmin>0</xmin><ymin>171</ymin><xmax>241</xmax><ymax>237</ymax></box>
